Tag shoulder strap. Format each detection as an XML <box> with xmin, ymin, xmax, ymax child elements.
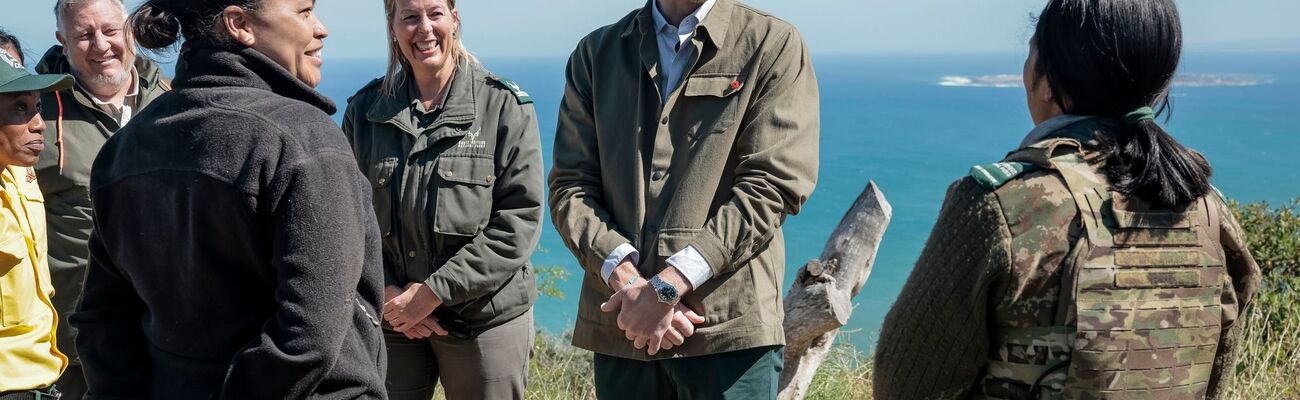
<box><xmin>486</xmin><ymin>76</ymin><xmax>534</xmax><ymax>105</ymax></box>
<box><xmin>1005</xmin><ymin>138</ymin><xmax>1084</xmax><ymax>168</ymax></box>
<box><xmin>1048</xmin><ymin>152</ymin><xmax>1114</xmax><ymax>247</ymax></box>
<box><xmin>967</xmin><ymin>137</ymin><xmax>1087</xmax><ymax>190</ymax></box>
<box><xmin>1203</xmin><ymin>196</ymin><xmax>1222</xmax><ymax>250</ymax></box>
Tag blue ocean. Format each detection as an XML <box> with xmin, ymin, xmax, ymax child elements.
<box><xmin>315</xmin><ymin>52</ymin><xmax>1300</xmax><ymax>352</ymax></box>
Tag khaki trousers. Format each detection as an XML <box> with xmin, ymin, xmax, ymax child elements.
<box><xmin>383</xmin><ymin>309</ymin><xmax>533</xmax><ymax>400</ymax></box>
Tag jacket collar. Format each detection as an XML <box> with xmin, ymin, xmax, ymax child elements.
<box><xmin>623</xmin><ymin>0</ymin><xmax>733</xmax><ymax>49</ymax></box>
<box><xmin>365</xmin><ymin>58</ymin><xmax>478</xmax><ymax>134</ymax></box>
<box><xmin>1018</xmin><ymin>114</ymin><xmax>1125</xmax><ymax>153</ymax></box>
<box><xmin>172</xmin><ymin>45</ymin><xmax>336</xmax><ymax>115</ymax></box>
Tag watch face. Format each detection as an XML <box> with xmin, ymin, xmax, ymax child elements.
<box><xmin>655</xmin><ymin>281</ymin><xmax>678</xmax><ymax>303</ymax></box>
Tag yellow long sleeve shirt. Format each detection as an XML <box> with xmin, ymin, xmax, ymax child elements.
<box><xmin>0</xmin><ymin>165</ymin><xmax>66</xmax><ymax>392</ymax></box>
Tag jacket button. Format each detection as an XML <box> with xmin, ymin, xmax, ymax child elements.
<box><xmin>485</xmin><ymin>175</ymin><xmax>495</xmax><ymax>184</ymax></box>
<box><xmin>444</xmin><ymin>170</ymin><xmax>454</xmax><ymax>178</ymax></box>
<box><xmin>408</xmin><ymin>251</ymin><xmax>416</xmax><ymax>258</ymax></box>
<box><xmin>651</xmin><ymin>170</ymin><xmax>664</xmax><ymax>181</ymax></box>
<box><xmin>377</xmin><ymin>177</ymin><xmax>386</xmax><ymax>185</ymax></box>
<box><xmin>660</xmin><ymin>116</ymin><xmax>668</xmax><ymax>125</ymax></box>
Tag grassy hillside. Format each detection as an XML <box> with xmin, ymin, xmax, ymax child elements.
<box><xmin>435</xmin><ymin>199</ymin><xmax>1300</xmax><ymax>399</ymax></box>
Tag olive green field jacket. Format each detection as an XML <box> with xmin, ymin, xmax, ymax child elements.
<box><xmin>343</xmin><ymin>60</ymin><xmax>544</xmax><ymax>332</ymax></box>
<box><xmin>549</xmin><ymin>0</ymin><xmax>820</xmax><ymax>360</ymax></box>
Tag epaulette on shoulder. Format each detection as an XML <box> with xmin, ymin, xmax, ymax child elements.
<box><xmin>348</xmin><ymin>78</ymin><xmax>384</xmax><ymax>103</ymax></box>
<box><xmin>487</xmin><ymin>75</ymin><xmax>533</xmax><ymax>105</ymax></box>
<box><xmin>970</xmin><ymin>162</ymin><xmax>1039</xmax><ymax>189</ymax></box>
<box><xmin>968</xmin><ymin>137</ymin><xmax>1088</xmax><ymax>189</ymax></box>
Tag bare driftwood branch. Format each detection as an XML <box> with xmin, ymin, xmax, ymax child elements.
<box><xmin>778</xmin><ymin>181</ymin><xmax>892</xmax><ymax>400</ymax></box>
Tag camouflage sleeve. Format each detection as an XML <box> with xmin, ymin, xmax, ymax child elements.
<box><xmin>874</xmin><ymin>177</ymin><xmax>1013</xmax><ymax>399</ymax></box>
<box><xmin>1206</xmin><ymin>195</ymin><xmax>1263</xmax><ymax>398</ymax></box>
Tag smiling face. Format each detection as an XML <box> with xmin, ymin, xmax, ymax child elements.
<box><xmin>241</xmin><ymin>0</ymin><xmax>329</xmax><ymax>88</ymax></box>
<box><xmin>391</xmin><ymin>0</ymin><xmax>459</xmax><ymax>76</ymax></box>
<box><xmin>56</xmin><ymin>0</ymin><xmax>134</xmax><ymax>95</ymax></box>
<box><xmin>0</xmin><ymin>91</ymin><xmax>47</xmax><ymax>168</ymax></box>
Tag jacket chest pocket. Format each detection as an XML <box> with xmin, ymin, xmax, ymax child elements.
<box><xmin>433</xmin><ymin>154</ymin><xmax>495</xmax><ymax>237</ymax></box>
<box><xmin>682</xmin><ymin>74</ymin><xmax>743</xmax><ymax>139</ymax></box>
<box><xmin>367</xmin><ymin>158</ymin><xmax>399</xmax><ymax>237</ymax></box>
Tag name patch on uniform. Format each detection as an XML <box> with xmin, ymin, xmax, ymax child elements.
<box><xmin>970</xmin><ymin>162</ymin><xmax>1035</xmax><ymax>189</ymax></box>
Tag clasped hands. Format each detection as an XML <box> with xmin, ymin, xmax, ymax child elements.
<box><xmin>600</xmin><ymin>259</ymin><xmax>706</xmax><ymax>356</ymax></box>
<box><xmin>383</xmin><ymin>282</ymin><xmax>449</xmax><ymax>339</ymax></box>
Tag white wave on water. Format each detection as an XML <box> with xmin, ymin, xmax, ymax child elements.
<box><xmin>939</xmin><ymin>74</ymin><xmax>1274</xmax><ymax>88</ymax></box>
<box><xmin>938</xmin><ymin>75</ymin><xmax>1024</xmax><ymax>88</ymax></box>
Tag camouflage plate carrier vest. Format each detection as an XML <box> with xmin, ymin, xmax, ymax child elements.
<box><xmin>977</xmin><ymin>138</ymin><xmax>1227</xmax><ymax>400</ymax></box>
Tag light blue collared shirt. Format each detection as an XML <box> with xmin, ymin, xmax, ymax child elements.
<box><xmin>650</xmin><ymin>0</ymin><xmax>717</xmax><ymax>103</ymax></box>
<box><xmin>599</xmin><ymin>0</ymin><xmax>720</xmax><ymax>291</ymax></box>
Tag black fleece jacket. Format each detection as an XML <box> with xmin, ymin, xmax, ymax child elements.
<box><xmin>71</xmin><ymin>46</ymin><xmax>387</xmax><ymax>399</ymax></box>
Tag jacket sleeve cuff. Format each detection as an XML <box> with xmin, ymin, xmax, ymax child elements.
<box><xmin>590</xmin><ymin>230</ymin><xmax>633</xmax><ymax>272</ymax></box>
<box><xmin>665</xmin><ymin>245</ymin><xmax>712</xmax><ymax>289</ymax></box>
<box><xmin>601</xmin><ymin>243</ymin><xmax>639</xmax><ymax>287</ymax></box>
<box><xmin>423</xmin><ymin>271</ymin><xmax>460</xmax><ymax>306</ymax></box>
<box><xmin>690</xmin><ymin>231</ymin><xmax>731</xmax><ymax>277</ymax></box>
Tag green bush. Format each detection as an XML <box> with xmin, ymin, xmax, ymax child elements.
<box><xmin>1229</xmin><ymin>198</ymin><xmax>1300</xmax><ymax>276</ymax></box>
<box><xmin>1221</xmin><ymin>199</ymin><xmax>1300</xmax><ymax>399</ymax></box>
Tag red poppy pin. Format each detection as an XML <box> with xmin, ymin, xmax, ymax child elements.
<box><xmin>730</xmin><ymin>79</ymin><xmax>742</xmax><ymax>91</ymax></box>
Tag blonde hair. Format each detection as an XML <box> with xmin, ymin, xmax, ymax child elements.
<box><xmin>381</xmin><ymin>0</ymin><xmax>478</xmax><ymax>97</ymax></box>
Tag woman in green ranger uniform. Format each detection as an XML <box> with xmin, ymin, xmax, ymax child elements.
<box><xmin>874</xmin><ymin>0</ymin><xmax>1261</xmax><ymax>399</ymax></box>
<box><xmin>341</xmin><ymin>0</ymin><xmax>543</xmax><ymax>398</ymax></box>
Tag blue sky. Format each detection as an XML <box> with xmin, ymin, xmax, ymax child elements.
<box><xmin>3</xmin><ymin>0</ymin><xmax>1298</xmax><ymax>60</ymax></box>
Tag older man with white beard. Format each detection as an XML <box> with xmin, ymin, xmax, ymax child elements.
<box><xmin>34</xmin><ymin>1</ymin><xmax>170</xmax><ymax>398</ymax></box>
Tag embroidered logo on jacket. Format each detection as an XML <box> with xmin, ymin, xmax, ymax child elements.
<box><xmin>458</xmin><ymin>128</ymin><xmax>487</xmax><ymax>149</ymax></box>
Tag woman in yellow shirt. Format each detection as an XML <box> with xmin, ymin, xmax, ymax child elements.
<box><xmin>0</xmin><ymin>44</ymin><xmax>73</xmax><ymax>398</ymax></box>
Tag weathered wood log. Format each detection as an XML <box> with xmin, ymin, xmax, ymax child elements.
<box><xmin>778</xmin><ymin>181</ymin><xmax>892</xmax><ymax>400</ymax></box>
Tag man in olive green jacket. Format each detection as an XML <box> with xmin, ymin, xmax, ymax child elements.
<box><xmin>35</xmin><ymin>1</ymin><xmax>170</xmax><ymax>397</ymax></box>
<box><xmin>549</xmin><ymin>0</ymin><xmax>818</xmax><ymax>398</ymax></box>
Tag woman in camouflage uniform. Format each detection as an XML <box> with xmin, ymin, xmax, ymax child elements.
<box><xmin>873</xmin><ymin>0</ymin><xmax>1262</xmax><ymax>399</ymax></box>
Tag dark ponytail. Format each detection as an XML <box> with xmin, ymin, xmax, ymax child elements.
<box><xmin>130</xmin><ymin>2</ymin><xmax>181</xmax><ymax>50</ymax></box>
<box><xmin>1033</xmin><ymin>0</ymin><xmax>1212</xmax><ymax>208</ymax></box>
<box><xmin>1102</xmin><ymin>119</ymin><xmax>1213</xmax><ymax>208</ymax></box>
<box><xmin>128</xmin><ymin>0</ymin><xmax>264</xmax><ymax>52</ymax></box>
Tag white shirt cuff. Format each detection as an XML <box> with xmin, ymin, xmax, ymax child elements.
<box><xmin>666</xmin><ymin>245</ymin><xmax>713</xmax><ymax>290</ymax></box>
<box><xmin>601</xmin><ymin>243</ymin><xmax>640</xmax><ymax>287</ymax></box>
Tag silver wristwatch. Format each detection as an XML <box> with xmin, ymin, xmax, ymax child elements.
<box><xmin>648</xmin><ymin>276</ymin><xmax>680</xmax><ymax>306</ymax></box>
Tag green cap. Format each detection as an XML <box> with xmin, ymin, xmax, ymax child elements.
<box><xmin>0</xmin><ymin>47</ymin><xmax>73</xmax><ymax>94</ymax></box>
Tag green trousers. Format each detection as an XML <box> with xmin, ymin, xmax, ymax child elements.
<box><xmin>593</xmin><ymin>346</ymin><xmax>783</xmax><ymax>400</ymax></box>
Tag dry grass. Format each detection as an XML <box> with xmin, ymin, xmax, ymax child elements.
<box><xmin>1220</xmin><ymin>275</ymin><xmax>1300</xmax><ymax>399</ymax></box>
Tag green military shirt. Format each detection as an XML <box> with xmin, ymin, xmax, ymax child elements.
<box><xmin>34</xmin><ymin>46</ymin><xmax>170</xmax><ymax>362</ymax></box>
<box><xmin>549</xmin><ymin>0</ymin><xmax>820</xmax><ymax>360</ymax></box>
<box><xmin>342</xmin><ymin>59</ymin><xmax>544</xmax><ymax>331</ymax></box>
